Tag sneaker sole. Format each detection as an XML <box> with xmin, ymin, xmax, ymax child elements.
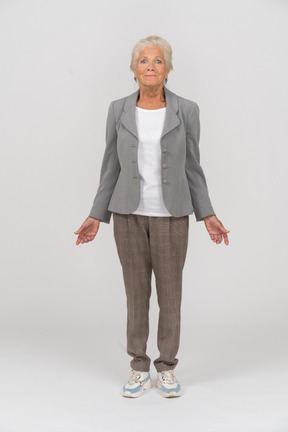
<box><xmin>122</xmin><ymin>377</ymin><xmax>153</xmax><ymax>398</ymax></box>
<box><xmin>156</xmin><ymin>379</ymin><xmax>181</xmax><ymax>398</ymax></box>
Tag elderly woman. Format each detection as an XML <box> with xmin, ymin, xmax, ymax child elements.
<box><xmin>74</xmin><ymin>35</ymin><xmax>230</xmax><ymax>399</ymax></box>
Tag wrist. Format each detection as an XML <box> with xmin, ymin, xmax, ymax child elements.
<box><xmin>203</xmin><ymin>214</ymin><xmax>216</xmax><ymax>221</ymax></box>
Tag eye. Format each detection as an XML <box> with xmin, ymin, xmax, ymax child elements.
<box><xmin>156</xmin><ymin>60</ymin><xmax>162</xmax><ymax>64</ymax></box>
<box><xmin>140</xmin><ymin>59</ymin><xmax>147</xmax><ymax>63</ymax></box>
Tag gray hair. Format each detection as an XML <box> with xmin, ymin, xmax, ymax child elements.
<box><xmin>130</xmin><ymin>35</ymin><xmax>173</xmax><ymax>75</ymax></box>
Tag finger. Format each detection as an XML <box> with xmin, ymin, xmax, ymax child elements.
<box><xmin>215</xmin><ymin>220</ymin><xmax>230</xmax><ymax>233</ymax></box>
<box><xmin>217</xmin><ymin>234</ymin><xmax>223</xmax><ymax>244</ymax></box>
<box><xmin>218</xmin><ymin>220</ymin><xmax>228</xmax><ymax>229</ymax></box>
<box><xmin>89</xmin><ymin>230</ymin><xmax>98</xmax><ymax>237</ymax></box>
<box><xmin>223</xmin><ymin>233</ymin><xmax>229</xmax><ymax>245</ymax></box>
<box><xmin>77</xmin><ymin>233</ymin><xmax>87</xmax><ymax>244</ymax></box>
<box><xmin>74</xmin><ymin>228</ymin><xmax>83</xmax><ymax>234</ymax></box>
<box><xmin>220</xmin><ymin>225</ymin><xmax>230</xmax><ymax>233</ymax></box>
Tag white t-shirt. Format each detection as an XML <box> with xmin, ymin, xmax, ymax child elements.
<box><xmin>132</xmin><ymin>106</ymin><xmax>172</xmax><ymax>217</ymax></box>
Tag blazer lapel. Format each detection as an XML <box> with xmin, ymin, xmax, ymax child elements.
<box><xmin>161</xmin><ymin>86</ymin><xmax>180</xmax><ymax>137</ymax></box>
<box><xmin>120</xmin><ymin>86</ymin><xmax>180</xmax><ymax>139</ymax></box>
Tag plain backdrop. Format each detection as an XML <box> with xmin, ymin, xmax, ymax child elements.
<box><xmin>0</xmin><ymin>0</ymin><xmax>287</xmax><ymax>431</ymax></box>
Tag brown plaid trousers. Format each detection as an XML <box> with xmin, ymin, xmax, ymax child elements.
<box><xmin>112</xmin><ymin>212</ymin><xmax>189</xmax><ymax>372</ymax></box>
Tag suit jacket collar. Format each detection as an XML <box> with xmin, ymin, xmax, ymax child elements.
<box><xmin>120</xmin><ymin>86</ymin><xmax>180</xmax><ymax>139</ymax></box>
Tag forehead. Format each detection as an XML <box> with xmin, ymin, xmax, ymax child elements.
<box><xmin>138</xmin><ymin>45</ymin><xmax>165</xmax><ymax>58</ymax></box>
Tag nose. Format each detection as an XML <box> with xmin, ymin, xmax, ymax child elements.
<box><xmin>146</xmin><ymin>61</ymin><xmax>155</xmax><ymax>70</ymax></box>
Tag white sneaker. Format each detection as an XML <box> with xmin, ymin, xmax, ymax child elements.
<box><xmin>156</xmin><ymin>369</ymin><xmax>181</xmax><ymax>397</ymax></box>
<box><xmin>122</xmin><ymin>369</ymin><xmax>152</xmax><ymax>398</ymax></box>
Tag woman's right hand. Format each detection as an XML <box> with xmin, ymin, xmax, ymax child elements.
<box><xmin>74</xmin><ymin>217</ymin><xmax>100</xmax><ymax>245</ymax></box>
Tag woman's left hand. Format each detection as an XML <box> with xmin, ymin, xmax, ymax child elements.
<box><xmin>203</xmin><ymin>215</ymin><xmax>230</xmax><ymax>246</ymax></box>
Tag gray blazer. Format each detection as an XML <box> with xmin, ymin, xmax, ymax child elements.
<box><xmin>89</xmin><ymin>86</ymin><xmax>215</xmax><ymax>224</ymax></box>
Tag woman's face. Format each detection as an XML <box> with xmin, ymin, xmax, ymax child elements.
<box><xmin>134</xmin><ymin>45</ymin><xmax>168</xmax><ymax>89</ymax></box>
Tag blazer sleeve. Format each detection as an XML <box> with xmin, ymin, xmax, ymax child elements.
<box><xmin>88</xmin><ymin>101</ymin><xmax>120</xmax><ymax>224</ymax></box>
<box><xmin>185</xmin><ymin>102</ymin><xmax>216</xmax><ymax>221</ymax></box>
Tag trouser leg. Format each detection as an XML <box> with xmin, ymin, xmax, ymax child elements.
<box><xmin>149</xmin><ymin>216</ymin><xmax>189</xmax><ymax>372</ymax></box>
<box><xmin>113</xmin><ymin>212</ymin><xmax>152</xmax><ymax>372</ymax></box>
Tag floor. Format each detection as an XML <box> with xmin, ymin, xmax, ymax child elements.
<box><xmin>0</xmin><ymin>329</ymin><xmax>287</xmax><ymax>432</ymax></box>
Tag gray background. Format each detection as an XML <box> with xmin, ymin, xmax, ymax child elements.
<box><xmin>0</xmin><ymin>0</ymin><xmax>287</xmax><ymax>431</ymax></box>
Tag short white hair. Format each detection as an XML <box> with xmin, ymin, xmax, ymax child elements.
<box><xmin>130</xmin><ymin>35</ymin><xmax>173</xmax><ymax>75</ymax></box>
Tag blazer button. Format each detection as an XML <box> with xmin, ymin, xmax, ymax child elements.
<box><xmin>162</xmin><ymin>163</ymin><xmax>167</xmax><ymax>168</ymax></box>
<box><xmin>163</xmin><ymin>148</ymin><xmax>167</xmax><ymax>153</ymax></box>
<box><xmin>163</xmin><ymin>179</ymin><xmax>168</xmax><ymax>184</ymax></box>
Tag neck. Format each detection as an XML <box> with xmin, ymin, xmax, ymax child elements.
<box><xmin>137</xmin><ymin>84</ymin><xmax>166</xmax><ymax>104</ymax></box>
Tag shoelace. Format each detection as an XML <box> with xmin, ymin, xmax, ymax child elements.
<box><xmin>128</xmin><ymin>370</ymin><xmax>145</xmax><ymax>385</ymax></box>
<box><xmin>160</xmin><ymin>370</ymin><xmax>177</xmax><ymax>384</ymax></box>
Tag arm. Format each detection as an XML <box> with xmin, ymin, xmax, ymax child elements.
<box><xmin>185</xmin><ymin>102</ymin><xmax>215</xmax><ymax>221</ymax></box>
<box><xmin>88</xmin><ymin>101</ymin><xmax>120</xmax><ymax>224</ymax></box>
<box><xmin>185</xmin><ymin>103</ymin><xmax>230</xmax><ymax>245</ymax></box>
